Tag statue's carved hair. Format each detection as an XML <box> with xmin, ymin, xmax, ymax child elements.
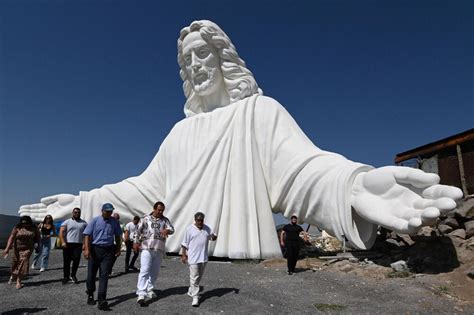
<box><xmin>177</xmin><ymin>20</ymin><xmax>262</xmax><ymax>117</ymax></box>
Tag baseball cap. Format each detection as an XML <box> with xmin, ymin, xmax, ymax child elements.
<box><xmin>101</xmin><ymin>203</ymin><xmax>115</xmax><ymax>211</ymax></box>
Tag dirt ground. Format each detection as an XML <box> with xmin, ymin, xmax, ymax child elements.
<box><xmin>262</xmin><ymin>236</ymin><xmax>474</xmax><ymax>305</ymax></box>
<box><xmin>1</xmin><ymin>245</ymin><xmax>473</xmax><ymax>314</ymax></box>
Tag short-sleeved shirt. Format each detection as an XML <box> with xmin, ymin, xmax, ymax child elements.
<box><xmin>181</xmin><ymin>224</ymin><xmax>213</xmax><ymax>265</ymax></box>
<box><xmin>83</xmin><ymin>215</ymin><xmax>122</xmax><ymax>246</ymax></box>
<box><xmin>61</xmin><ymin>218</ymin><xmax>88</xmax><ymax>244</ymax></box>
<box><xmin>134</xmin><ymin>215</ymin><xmax>174</xmax><ymax>252</ymax></box>
<box><xmin>124</xmin><ymin>221</ymin><xmax>139</xmax><ymax>241</ymax></box>
<box><xmin>283</xmin><ymin>223</ymin><xmax>303</xmax><ymax>246</ymax></box>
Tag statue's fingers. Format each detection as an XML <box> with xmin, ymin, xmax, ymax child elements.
<box><xmin>420</xmin><ymin>206</ymin><xmax>440</xmax><ymax>226</ymax></box>
<box><xmin>414</xmin><ymin>197</ymin><xmax>456</xmax><ymax>214</ymax></box>
<box><xmin>408</xmin><ymin>217</ymin><xmax>422</xmax><ymax>232</ymax></box>
<box><xmin>56</xmin><ymin>194</ymin><xmax>75</xmax><ymax>206</ymax></box>
<box><xmin>19</xmin><ymin>203</ymin><xmax>45</xmax><ymax>210</ymax></box>
<box><xmin>19</xmin><ymin>207</ymin><xmax>47</xmax><ymax>220</ymax></box>
<box><xmin>41</xmin><ymin>195</ymin><xmax>62</xmax><ymax>205</ymax></box>
<box><xmin>399</xmin><ymin>208</ymin><xmax>424</xmax><ymax>228</ymax></box>
<box><xmin>390</xmin><ymin>218</ymin><xmax>416</xmax><ymax>234</ymax></box>
<box><xmin>388</xmin><ymin>166</ymin><xmax>440</xmax><ymax>188</ymax></box>
<box><xmin>422</xmin><ymin>185</ymin><xmax>463</xmax><ymax>200</ymax></box>
<box><xmin>435</xmin><ymin>197</ymin><xmax>457</xmax><ymax>215</ymax></box>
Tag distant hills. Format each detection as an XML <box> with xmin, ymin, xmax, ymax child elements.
<box><xmin>0</xmin><ymin>214</ymin><xmax>20</xmax><ymax>248</ymax></box>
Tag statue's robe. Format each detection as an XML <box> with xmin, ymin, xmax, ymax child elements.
<box><xmin>79</xmin><ymin>95</ymin><xmax>377</xmax><ymax>258</ymax></box>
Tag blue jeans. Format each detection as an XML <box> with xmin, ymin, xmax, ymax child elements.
<box><xmin>86</xmin><ymin>245</ymin><xmax>115</xmax><ymax>302</ymax></box>
<box><xmin>32</xmin><ymin>238</ymin><xmax>52</xmax><ymax>269</ymax></box>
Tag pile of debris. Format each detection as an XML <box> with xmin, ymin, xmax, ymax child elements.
<box><xmin>300</xmin><ymin>198</ymin><xmax>474</xmax><ymax>275</ymax></box>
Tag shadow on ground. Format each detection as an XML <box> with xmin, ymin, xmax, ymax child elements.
<box><xmin>107</xmin><ymin>292</ymin><xmax>138</xmax><ymax>307</ymax></box>
<box><xmin>200</xmin><ymin>287</ymin><xmax>239</xmax><ymax>302</ymax></box>
<box><xmin>301</xmin><ymin>234</ymin><xmax>460</xmax><ymax>274</ymax></box>
<box><xmin>371</xmin><ymin>235</ymin><xmax>460</xmax><ymax>274</ymax></box>
<box><xmin>2</xmin><ymin>307</ymin><xmax>47</xmax><ymax>314</ymax></box>
<box><xmin>0</xmin><ymin>266</ymin><xmax>10</xmax><ymax>283</ymax></box>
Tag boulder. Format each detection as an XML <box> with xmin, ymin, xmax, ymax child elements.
<box><xmin>417</xmin><ymin>226</ymin><xmax>433</xmax><ymax>237</ymax></box>
<box><xmin>449</xmin><ymin>229</ymin><xmax>466</xmax><ymax>239</ymax></box>
<box><xmin>465</xmin><ymin>237</ymin><xmax>474</xmax><ymax>250</ymax></box>
<box><xmin>464</xmin><ymin>220</ymin><xmax>474</xmax><ymax>239</ymax></box>
<box><xmin>467</xmin><ymin>271</ymin><xmax>474</xmax><ymax>280</ymax></box>
<box><xmin>440</xmin><ymin>217</ymin><xmax>459</xmax><ymax>229</ymax></box>
<box><xmin>339</xmin><ymin>264</ymin><xmax>353</xmax><ymax>272</ymax></box>
<box><xmin>396</xmin><ymin>234</ymin><xmax>415</xmax><ymax>246</ymax></box>
<box><xmin>438</xmin><ymin>224</ymin><xmax>454</xmax><ymax>234</ymax></box>
<box><xmin>390</xmin><ymin>260</ymin><xmax>409</xmax><ymax>272</ymax></box>
<box><xmin>454</xmin><ymin>198</ymin><xmax>474</xmax><ymax>219</ymax></box>
<box><xmin>385</xmin><ymin>238</ymin><xmax>402</xmax><ymax>247</ymax></box>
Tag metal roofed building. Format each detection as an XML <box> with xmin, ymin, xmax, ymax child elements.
<box><xmin>395</xmin><ymin>128</ymin><xmax>474</xmax><ymax>197</ymax></box>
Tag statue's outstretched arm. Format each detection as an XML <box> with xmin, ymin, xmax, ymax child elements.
<box><xmin>19</xmin><ymin>147</ymin><xmax>166</xmax><ymax>223</ymax></box>
<box><xmin>254</xmin><ymin>96</ymin><xmax>462</xmax><ymax>249</ymax></box>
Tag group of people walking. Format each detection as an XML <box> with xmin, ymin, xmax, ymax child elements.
<box><xmin>3</xmin><ymin>201</ymin><xmax>219</xmax><ymax>311</ymax></box>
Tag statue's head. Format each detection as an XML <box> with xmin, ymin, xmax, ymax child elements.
<box><xmin>177</xmin><ymin>20</ymin><xmax>262</xmax><ymax>117</ymax></box>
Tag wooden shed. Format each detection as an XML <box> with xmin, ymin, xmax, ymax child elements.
<box><xmin>395</xmin><ymin>129</ymin><xmax>474</xmax><ymax>196</ymax></box>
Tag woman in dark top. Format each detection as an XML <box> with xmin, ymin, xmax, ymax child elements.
<box><xmin>3</xmin><ymin>216</ymin><xmax>40</xmax><ymax>289</ymax></box>
<box><xmin>31</xmin><ymin>215</ymin><xmax>57</xmax><ymax>272</ymax></box>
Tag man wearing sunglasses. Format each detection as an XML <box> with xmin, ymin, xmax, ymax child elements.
<box><xmin>59</xmin><ymin>207</ymin><xmax>88</xmax><ymax>285</ymax></box>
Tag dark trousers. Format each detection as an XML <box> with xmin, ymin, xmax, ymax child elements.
<box><xmin>286</xmin><ymin>245</ymin><xmax>300</xmax><ymax>273</ymax></box>
<box><xmin>109</xmin><ymin>256</ymin><xmax>117</xmax><ymax>274</ymax></box>
<box><xmin>125</xmin><ymin>240</ymin><xmax>138</xmax><ymax>270</ymax></box>
<box><xmin>63</xmin><ymin>243</ymin><xmax>82</xmax><ymax>279</ymax></box>
<box><xmin>86</xmin><ymin>245</ymin><xmax>115</xmax><ymax>302</ymax></box>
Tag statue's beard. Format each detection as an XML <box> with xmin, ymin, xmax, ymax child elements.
<box><xmin>192</xmin><ymin>67</ymin><xmax>218</xmax><ymax>95</ymax></box>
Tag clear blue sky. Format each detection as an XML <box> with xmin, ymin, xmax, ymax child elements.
<box><xmin>1</xmin><ymin>0</ymin><xmax>473</xmax><ymax>217</ymax></box>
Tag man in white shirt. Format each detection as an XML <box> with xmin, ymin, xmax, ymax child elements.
<box><xmin>124</xmin><ymin>216</ymin><xmax>140</xmax><ymax>273</ymax></box>
<box><xmin>181</xmin><ymin>212</ymin><xmax>217</xmax><ymax>307</ymax></box>
<box><xmin>59</xmin><ymin>207</ymin><xmax>88</xmax><ymax>284</ymax></box>
<box><xmin>133</xmin><ymin>202</ymin><xmax>174</xmax><ymax>305</ymax></box>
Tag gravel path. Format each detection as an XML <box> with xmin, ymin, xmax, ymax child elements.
<box><xmin>1</xmin><ymin>249</ymin><xmax>472</xmax><ymax>314</ymax></box>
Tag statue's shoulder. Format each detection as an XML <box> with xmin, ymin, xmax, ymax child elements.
<box><xmin>161</xmin><ymin>118</ymin><xmax>188</xmax><ymax>144</ymax></box>
<box><xmin>170</xmin><ymin>118</ymin><xmax>187</xmax><ymax>131</ymax></box>
<box><xmin>254</xmin><ymin>95</ymin><xmax>289</xmax><ymax>118</ymax></box>
<box><xmin>255</xmin><ymin>95</ymin><xmax>282</xmax><ymax>108</ymax></box>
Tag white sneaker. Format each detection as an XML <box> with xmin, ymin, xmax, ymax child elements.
<box><xmin>137</xmin><ymin>295</ymin><xmax>146</xmax><ymax>305</ymax></box>
<box><xmin>31</xmin><ymin>263</ymin><xmax>36</xmax><ymax>270</ymax></box>
<box><xmin>146</xmin><ymin>291</ymin><xmax>156</xmax><ymax>299</ymax></box>
<box><xmin>192</xmin><ymin>296</ymin><xmax>199</xmax><ymax>307</ymax></box>
<box><xmin>39</xmin><ymin>268</ymin><xmax>45</xmax><ymax>272</ymax></box>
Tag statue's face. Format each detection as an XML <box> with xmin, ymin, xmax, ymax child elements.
<box><xmin>182</xmin><ymin>31</ymin><xmax>224</xmax><ymax>96</ymax></box>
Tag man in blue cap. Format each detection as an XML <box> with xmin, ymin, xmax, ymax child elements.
<box><xmin>83</xmin><ymin>203</ymin><xmax>122</xmax><ymax>311</ymax></box>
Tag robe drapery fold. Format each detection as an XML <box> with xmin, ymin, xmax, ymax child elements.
<box><xmin>80</xmin><ymin>95</ymin><xmax>377</xmax><ymax>258</ymax></box>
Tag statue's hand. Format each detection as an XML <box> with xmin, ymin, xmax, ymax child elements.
<box><xmin>351</xmin><ymin>166</ymin><xmax>463</xmax><ymax>234</ymax></box>
<box><xmin>19</xmin><ymin>194</ymin><xmax>78</xmax><ymax>222</ymax></box>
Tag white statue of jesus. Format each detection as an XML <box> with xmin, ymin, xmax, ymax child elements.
<box><xmin>19</xmin><ymin>20</ymin><xmax>462</xmax><ymax>259</ymax></box>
